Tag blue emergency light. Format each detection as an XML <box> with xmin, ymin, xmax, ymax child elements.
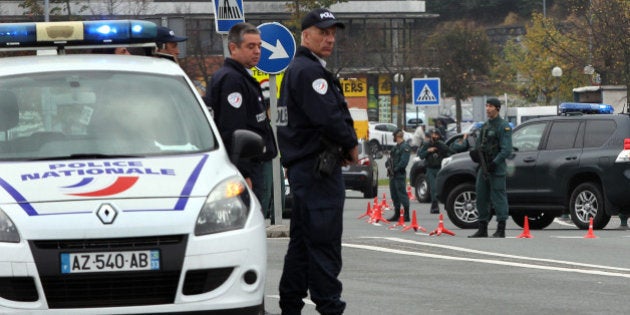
<box><xmin>559</xmin><ymin>102</ymin><xmax>614</xmax><ymax>115</ymax></box>
<box><xmin>0</xmin><ymin>20</ymin><xmax>157</xmax><ymax>47</ymax></box>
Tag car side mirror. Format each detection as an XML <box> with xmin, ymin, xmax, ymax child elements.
<box><xmin>230</xmin><ymin>129</ymin><xmax>264</xmax><ymax>165</ymax></box>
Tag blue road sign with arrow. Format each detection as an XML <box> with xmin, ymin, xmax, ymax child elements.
<box><xmin>256</xmin><ymin>22</ymin><xmax>296</xmax><ymax>74</ymax></box>
<box><xmin>212</xmin><ymin>0</ymin><xmax>245</xmax><ymax>34</ymax></box>
<box><xmin>412</xmin><ymin>78</ymin><xmax>441</xmax><ymax>106</ymax></box>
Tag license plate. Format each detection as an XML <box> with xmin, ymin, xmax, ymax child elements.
<box><xmin>60</xmin><ymin>250</ymin><xmax>160</xmax><ymax>274</ymax></box>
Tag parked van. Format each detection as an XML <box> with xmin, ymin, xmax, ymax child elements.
<box><xmin>349</xmin><ymin>108</ymin><xmax>369</xmax><ymax>140</ymax></box>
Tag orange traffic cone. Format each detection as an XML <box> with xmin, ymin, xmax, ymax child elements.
<box><xmin>369</xmin><ymin>203</ymin><xmax>390</xmax><ymax>224</ymax></box>
<box><xmin>407</xmin><ymin>185</ymin><xmax>416</xmax><ymax>201</ymax></box>
<box><xmin>358</xmin><ymin>202</ymin><xmax>372</xmax><ymax>219</ymax></box>
<box><xmin>429</xmin><ymin>213</ymin><xmax>456</xmax><ymax>236</ymax></box>
<box><xmin>380</xmin><ymin>193</ymin><xmax>390</xmax><ymax>210</ymax></box>
<box><xmin>389</xmin><ymin>209</ymin><xmax>408</xmax><ymax>229</ymax></box>
<box><xmin>402</xmin><ymin>210</ymin><xmax>426</xmax><ymax>232</ymax></box>
<box><xmin>517</xmin><ymin>216</ymin><xmax>533</xmax><ymax>238</ymax></box>
<box><xmin>584</xmin><ymin>217</ymin><xmax>597</xmax><ymax>238</ymax></box>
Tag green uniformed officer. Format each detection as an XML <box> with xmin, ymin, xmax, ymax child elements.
<box><xmin>417</xmin><ymin>128</ymin><xmax>451</xmax><ymax>213</ymax></box>
<box><xmin>387</xmin><ymin>129</ymin><xmax>412</xmax><ymax>221</ymax></box>
<box><xmin>469</xmin><ymin>97</ymin><xmax>513</xmax><ymax>238</ymax></box>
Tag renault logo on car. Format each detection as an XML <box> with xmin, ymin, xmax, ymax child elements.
<box><xmin>96</xmin><ymin>203</ymin><xmax>118</xmax><ymax>224</ymax></box>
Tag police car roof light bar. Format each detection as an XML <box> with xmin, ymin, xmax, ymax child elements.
<box><xmin>558</xmin><ymin>102</ymin><xmax>614</xmax><ymax>115</ymax></box>
<box><xmin>0</xmin><ymin>20</ymin><xmax>158</xmax><ymax>50</ymax></box>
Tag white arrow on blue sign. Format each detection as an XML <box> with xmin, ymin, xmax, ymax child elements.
<box><xmin>212</xmin><ymin>0</ymin><xmax>245</xmax><ymax>34</ymax></box>
<box><xmin>256</xmin><ymin>22</ymin><xmax>296</xmax><ymax>74</ymax></box>
<box><xmin>412</xmin><ymin>78</ymin><xmax>441</xmax><ymax>106</ymax></box>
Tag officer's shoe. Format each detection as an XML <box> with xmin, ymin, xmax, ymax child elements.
<box><xmin>468</xmin><ymin>221</ymin><xmax>488</xmax><ymax>238</ymax></box>
<box><xmin>430</xmin><ymin>201</ymin><xmax>439</xmax><ymax>214</ymax></box>
<box><xmin>492</xmin><ymin>221</ymin><xmax>506</xmax><ymax>238</ymax></box>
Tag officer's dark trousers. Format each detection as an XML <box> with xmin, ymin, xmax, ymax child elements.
<box><xmin>426</xmin><ymin>167</ymin><xmax>439</xmax><ymax>202</ymax></box>
<box><xmin>279</xmin><ymin>158</ymin><xmax>346</xmax><ymax>315</ymax></box>
<box><xmin>389</xmin><ymin>174</ymin><xmax>409</xmax><ymax>217</ymax></box>
<box><xmin>475</xmin><ymin>168</ymin><xmax>509</xmax><ymax>222</ymax></box>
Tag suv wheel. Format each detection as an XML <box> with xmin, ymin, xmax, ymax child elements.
<box><xmin>368</xmin><ymin>140</ymin><xmax>381</xmax><ymax>155</ymax></box>
<box><xmin>445</xmin><ymin>182</ymin><xmax>478</xmax><ymax>229</ymax></box>
<box><xmin>414</xmin><ymin>174</ymin><xmax>430</xmax><ymax>203</ymax></box>
<box><xmin>569</xmin><ymin>182</ymin><xmax>611</xmax><ymax>230</ymax></box>
<box><xmin>511</xmin><ymin>210</ymin><xmax>555</xmax><ymax>230</ymax></box>
<box><xmin>363</xmin><ymin>182</ymin><xmax>378</xmax><ymax>198</ymax></box>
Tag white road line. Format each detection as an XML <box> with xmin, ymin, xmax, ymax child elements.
<box><xmin>343</xmin><ymin>243</ymin><xmax>630</xmax><ymax>278</ymax></box>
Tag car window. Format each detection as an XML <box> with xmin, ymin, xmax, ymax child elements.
<box><xmin>584</xmin><ymin>119</ymin><xmax>616</xmax><ymax>148</ymax></box>
<box><xmin>512</xmin><ymin>122</ymin><xmax>546</xmax><ymax>151</ymax></box>
<box><xmin>545</xmin><ymin>121</ymin><xmax>580</xmax><ymax>150</ymax></box>
<box><xmin>375</xmin><ymin>124</ymin><xmax>387</xmax><ymax>131</ymax></box>
<box><xmin>0</xmin><ymin>71</ymin><xmax>215</xmax><ymax>160</ymax></box>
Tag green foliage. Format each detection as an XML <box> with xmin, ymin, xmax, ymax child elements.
<box><xmin>284</xmin><ymin>0</ymin><xmax>348</xmax><ymax>36</ymax></box>
<box><xmin>426</xmin><ymin>21</ymin><xmax>495</xmax><ymax>100</ymax></box>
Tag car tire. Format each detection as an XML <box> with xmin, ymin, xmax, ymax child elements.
<box><xmin>414</xmin><ymin>174</ymin><xmax>430</xmax><ymax>203</ymax></box>
<box><xmin>510</xmin><ymin>210</ymin><xmax>555</xmax><ymax>230</ymax></box>
<box><xmin>363</xmin><ymin>182</ymin><xmax>378</xmax><ymax>198</ymax></box>
<box><xmin>444</xmin><ymin>182</ymin><xmax>478</xmax><ymax>229</ymax></box>
<box><xmin>569</xmin><ymin>182</ymin><xmax>611</xmax><ymax>230</ymax></box>
<box><xmin>368</xmin><ymin>140</ymin><xmax>380</xmax><ymax>155</ymax></box>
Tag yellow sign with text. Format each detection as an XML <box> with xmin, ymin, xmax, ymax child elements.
<box><xmin>251</xmin><ymin>68</ymin><xmax>284</xmax><ymax>98</ymax></box>
<box><xmin>340</xmin><ymin>78</ymin><xmax>367</xmax><ymax>97</ymax></box>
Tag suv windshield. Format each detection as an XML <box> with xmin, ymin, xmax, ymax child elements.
<box><xmin>0</xmin><ymin>71</ymin><xmax>215</xmax><ymax>160</ymax></box>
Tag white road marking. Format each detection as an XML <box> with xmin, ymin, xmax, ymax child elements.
<box><xmin>343</xmin><ymin>237</ymin><xmax>630</xmax><ymax>278</ymax></box>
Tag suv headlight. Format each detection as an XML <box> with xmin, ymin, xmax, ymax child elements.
<box><xmin>441</xmin><ymin>156</ymin><xmax>452</xmax><ymax>169</ymax></box>
<box><xmin>0</xmin><ymin>209</ymin><xmax>20</xmax><ymax>243</ymax></box>
<box><xmin>195</xmin><ymin>176</ymin><xmax>251</xmax><ymax>236</ymax></box>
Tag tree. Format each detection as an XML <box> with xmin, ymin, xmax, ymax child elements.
<box><xmin>425</xmin><ymin>21</ymin><xmax>495</xmax><ymax>131</ymax></box>
<box><xmin>19</xmin><ymin>0</ymin><xmax>87</xmax><ymax>19</ymax></box>
<box><xmin>284</xmin><ymin>0</ymin><xmax>348</xmax><ymax>34</ymax></box>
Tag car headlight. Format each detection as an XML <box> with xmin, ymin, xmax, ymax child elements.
<box><xmin>195</xmin><ymin>176</ymin><xmax>252</xmax><ymax>236</ymax></box>
<box><xmin>0</xmin><ymin>209</ymin><xmax>20</xmax><ymax>243</ymax></box>
<box><xmin>441</xmin><ymin>156</ymin><xmax>452</xmax><ymax>169</ymax></box>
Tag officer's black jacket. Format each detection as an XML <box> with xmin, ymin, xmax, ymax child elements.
<box><xmin>206</xmin><ymin>58</ymin><xmax>278</xmax><ymax>178</ymax></box>
<box><xmin>277</xmin><ymin>47</ymin><xmax>358</xmax><ymax>167</ymax></box>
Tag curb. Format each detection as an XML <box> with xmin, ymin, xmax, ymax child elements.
<box><xmin>266</xmin><ymin>225</ymin><xmax>290</xmax><ymax>238</ymax></box>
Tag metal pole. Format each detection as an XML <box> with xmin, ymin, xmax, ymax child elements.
<box><xmin>44</xmin><ymin>0</ymin><xmax>49</xmax><ymax>21</ymax></box>
<box><xmin>542</xmin><ymin>0</ymin><xmax>546</xmax><ymax>18</ymax></box>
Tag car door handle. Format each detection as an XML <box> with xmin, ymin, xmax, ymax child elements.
<box><xmin>565</xmin><ymin>156</ymin><xmax>578</xmax><ymax>160</ymax></box>
<box><xmin>523</xmin><ymin>157</ymin><xmax>536</xmax><ymax>163</ymax></box>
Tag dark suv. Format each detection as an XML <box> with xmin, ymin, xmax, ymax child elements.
<box><xmin>435</xmin><ymin>112</ymin><xmax>630</xmax><ymax>230</ymax></box>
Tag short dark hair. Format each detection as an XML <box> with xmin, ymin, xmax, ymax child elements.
<box><xmin>228</xmin><ymin>22</ymin><xmax>260</xmax><ymax>47</ymax></box>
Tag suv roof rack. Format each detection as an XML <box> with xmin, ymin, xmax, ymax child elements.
<box><xmin>558</xmin><ymin>102</ymin><xmax>614</xmax><ymax>115</ymax></box>
<box><xmin>0</xmin><ymin>20</ymin><xmax>158</xmax><ymax>54</ymax></box>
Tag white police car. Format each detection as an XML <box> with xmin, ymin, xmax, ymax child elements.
<box><xmin>0</xmin><ymin>20</ymin><xmax>266</xmax><ymax>314</ymax></box>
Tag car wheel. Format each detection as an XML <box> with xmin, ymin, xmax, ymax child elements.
<box><xmin>569</xmin><ymin>182</ymin><xmax>611</xmax><ymax>230</ymax></box>
<box><xmin>368</xmin><ymin>140</ymin><xmax>380</xmax><ymax>155</ymax></box>
<box><xmin>511</xmin><ymin>210</ymin><xmax>555</xmax><ymax>230</ymax></box>
<box><xmin>414</xmin><ymin>174</ymin><xmax>430</xmax><ymax>203</ymax></box>
<box><xmin>445</xmin><ymin>182</ymin><xmax>478</xmax><ymax>229</ymax></box>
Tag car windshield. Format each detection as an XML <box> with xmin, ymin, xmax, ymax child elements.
<box><xmin>0</xmin><ymin>71</ymin><xmax>216</xmax><ymax>160</ymax></box>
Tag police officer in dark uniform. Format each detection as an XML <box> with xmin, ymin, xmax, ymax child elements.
<box><xmin>469</xmin><ymin>97</ymin><xmax>513</xmax><ymax>238</ymax></box>
<box><xmin>276</xmin><ymin>8</ymin><xmax>358</xmax><ymax>315</ymax></box>
<box><xmin>387</xmin><ymin>129</ymin><xmax>412</xmax><ymax>221</ymax></box>
<box><xmin>206</xmin><ymin>22</ymin><xmax>277</xmax><ymax>216</ymax></box>
<box><xmin>417</xmin><ymin>128</ymin><xmax>451</xmax><ymax>214</ymax></box>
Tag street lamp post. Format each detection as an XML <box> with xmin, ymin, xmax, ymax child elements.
<box><xmin>394</xmin><ymin>73</ymin><xmax>404</xmax><ymax>128</ymax></box>
<box><xmin>552</xmin><ymin>66</ymin><xmax>563</xmax><ymax>112</ymax></box>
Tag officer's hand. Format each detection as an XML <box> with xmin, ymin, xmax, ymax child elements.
<box><xmin>342</xmin><ymin>145</ymin><xmax>359</xmax><ymax>166</ymax></box>
<box><xmin>488</xmin><ymin>162</ymin><xmax>497</xmax><ymax>173</ymax></box>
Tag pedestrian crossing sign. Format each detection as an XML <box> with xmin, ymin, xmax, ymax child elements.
<box><xmin>412</xmin><ymin>78</ymin><xmax>441</xmax><ymax>106</ymax></box>
<box><xmin>212</xmin><ymin>0</ymin><xmax>245</xmax><ymax>34</ymax></box>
